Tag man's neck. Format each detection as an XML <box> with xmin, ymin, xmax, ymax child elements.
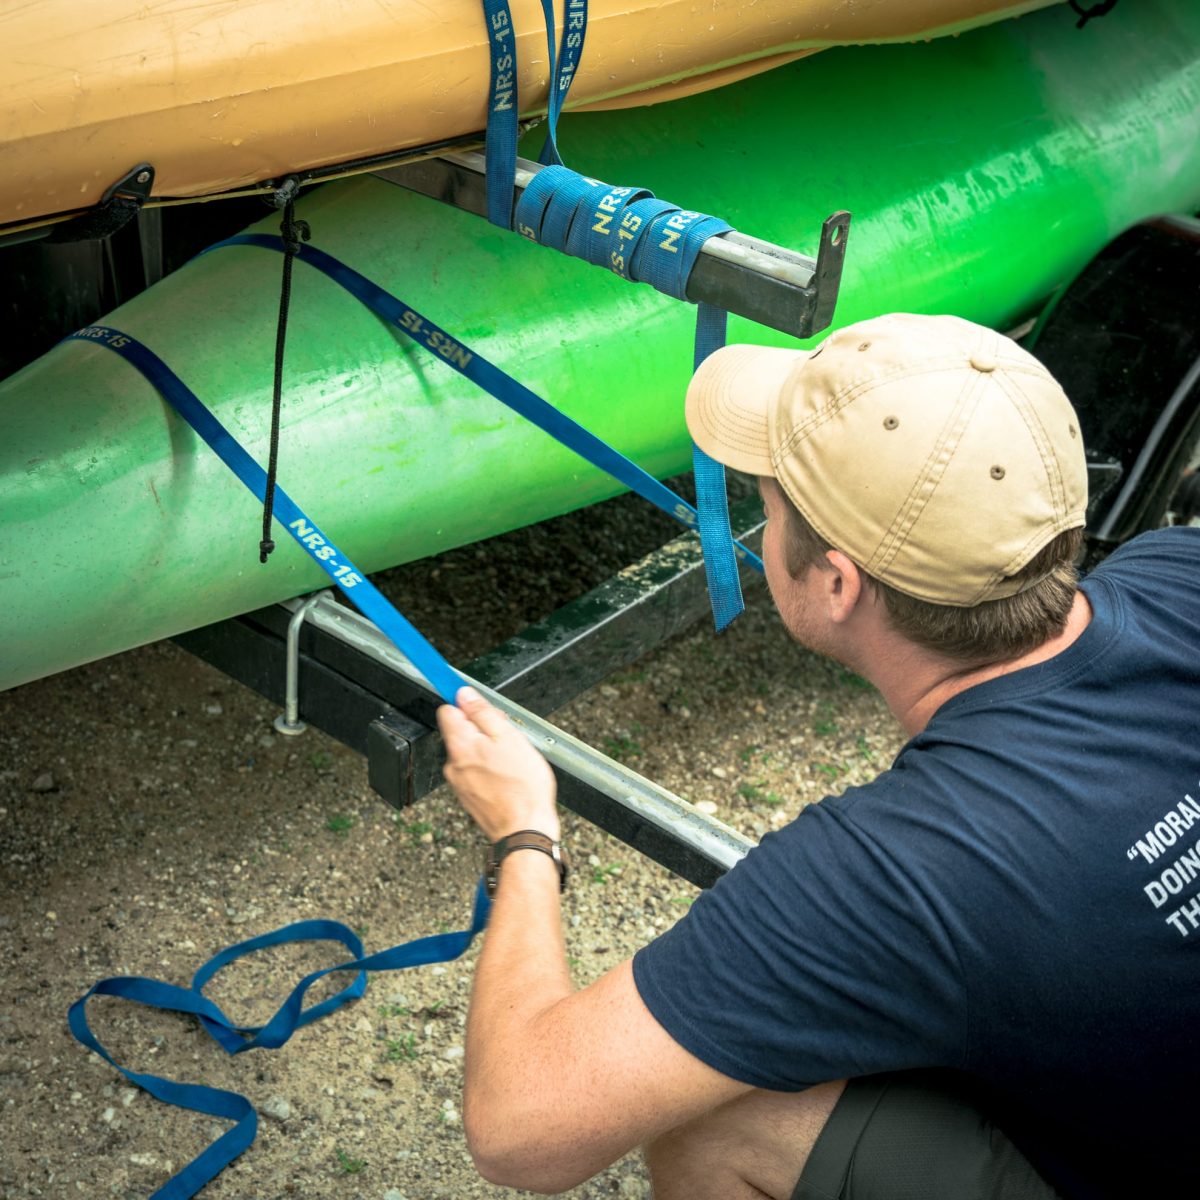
<box><xmin>870</xmin><ymin>590</ymin><xmax>1094</xmax><ymax>737</ymax></box>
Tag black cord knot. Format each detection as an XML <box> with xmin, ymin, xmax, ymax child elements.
<box><xmin>259</xmin><ymin>538</ymin><xmax>276</xmax><ymax>563</ymax></box>
<box><xmin>281</xmin><ymin>217</ymin><xmax>311</xmax><ymax>256</ymax></box>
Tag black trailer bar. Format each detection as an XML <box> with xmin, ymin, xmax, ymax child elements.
<box><xmin>374</xmin><ymin>151</ymin><xmax>850</xmax><ymax>339</ymax></box>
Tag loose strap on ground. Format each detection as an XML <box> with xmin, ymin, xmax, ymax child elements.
<box><xmin>68</xmin><ymin>880</ymin><xmax>491</xmax><ymax>1199</ymax></box>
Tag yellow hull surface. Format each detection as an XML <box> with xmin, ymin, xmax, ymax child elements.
<box><xmin>1</xmin><ymin>0</ymin><xmax>1059</xmax><ymax>230</ymax></box>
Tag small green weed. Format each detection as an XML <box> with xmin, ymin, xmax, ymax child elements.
<box><xmin>602</xmin><ymin>735</ymin><xmax>643</xmax><ymax>761</ymax></box>
<box><xmin>384</xmin><ymin>1033</ymin><xmax>418</xmax><ymax>1062</ymax></box>
<box><xmin>400</xmin><ymin>818</ymin><xmax>435</xmax><ymax>841</ymax></box>
<box><xmin>326</xmin><ymin>813</ymin><xmax>356</xmax><ymax>837</ymax></box>
<box><xmin>739</xmin><ymin>782</ymin><xmax>784</xmax><ymax>806</ymax></box>
<box><xmin>813</xmin><ymin>719</ymin><xmax>839</xmax><ymax>737</ymax></box>
<box><xmin>377</xmin><ymin>1003</ymin><xmax>409</xmax><ymax>1018</ymax></box>
<box><xmin>590</xmin><ymin>863</ymin><xmax>622</xmax><ymax>884</ymax></box>
<box><xmin>334</xmin><ymin>1147</ymin><xmax>367</xmax><ymax>1175</ymax></box>
<box><xmin>308</xmin><ymin>750</ymin><xmax>334</xmax><ymax>771</ymax></box>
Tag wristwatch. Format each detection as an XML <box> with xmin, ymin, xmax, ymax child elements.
<box><xmin>484</xmin><ymin>830</ymin><xmax>570</xmax><ymax>897</ymax></box>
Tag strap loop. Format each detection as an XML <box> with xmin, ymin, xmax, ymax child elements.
<box><xmin>68</xmin><ymin>880</ymin><xmax>491</xmax><ymax>1199</ymax></box>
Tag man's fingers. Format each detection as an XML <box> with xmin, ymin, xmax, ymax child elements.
<box><xmin>456</xmin><ymin>686</ymin><xmax>511</xmax><ymax>739</ymax></box>
<box><xmin>438</xmin><ymin>701</ymin><xmax>479</xmax><ymax>752</ymax></box>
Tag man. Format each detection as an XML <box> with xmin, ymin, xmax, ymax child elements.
<box><xmin>436</xmin><ymin>313</ymin><xmax>1199</xmax><ymax>1199</ymax></box>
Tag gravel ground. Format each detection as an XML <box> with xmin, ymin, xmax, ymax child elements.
<box><xmin>0</xmin><ymin>487</ymin><xmax>905</xmax><ymax>1200</ymax></box>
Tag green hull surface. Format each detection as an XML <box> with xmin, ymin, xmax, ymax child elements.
<box><xmin>2</xmin><ymin>0</ymin><xmax>1199</xmax><ymax>691</ymax></box>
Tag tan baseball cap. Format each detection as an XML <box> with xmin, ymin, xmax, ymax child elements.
<box><xmin>686</xmin><ymin>313</ymin><xmax>1088</xmax><ymax>606</ymax></box>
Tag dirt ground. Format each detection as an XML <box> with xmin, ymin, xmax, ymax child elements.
<box><xmin>0</xmin><ymin>492</ymin><xmax>904</xmax><ymax>1200</ymax></box>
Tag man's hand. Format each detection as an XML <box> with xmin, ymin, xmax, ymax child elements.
<box><xmin>437</xmin><ymin>686</ymin><xmax>559</xmax><ymax>842</ymax></box>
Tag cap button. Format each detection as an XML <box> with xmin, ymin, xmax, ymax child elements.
<box><xmin>970</xmin><ymin>351</ymin><xmax>997</xmax><ymax>373</ymax></box>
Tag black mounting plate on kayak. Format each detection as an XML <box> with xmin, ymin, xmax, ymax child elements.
<box><xmin>374</xmin><ymin>152</ymin><xmax>850</xmax><ymax>341</ymax></box>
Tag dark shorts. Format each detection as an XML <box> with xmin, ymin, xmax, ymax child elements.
<box><xmin>792</xmin><ymin>1073</ymin><xmax>1060</xmax><ymax>1200</ymax></box>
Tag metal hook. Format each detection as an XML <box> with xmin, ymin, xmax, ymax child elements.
<box><xmin>273</xmin><ymin>591</ymin><xmax>327</xmax><ymax>735</ymax></box>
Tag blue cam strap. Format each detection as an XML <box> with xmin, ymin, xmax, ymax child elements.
<box><xmin>68</xmin><ymin>880</ymin><xmax>491</xmax><ymax>1199</ymax></box>
<box><xmin>536</xmin><ymin>0</ymin><xmax>588</xmax><ymax>166</ymax></box>
<box><xmin>66</xmin><ymin>325</ymin><xmax>466</xmax><ymax>704</ymax></box>
<box><xmin>478</xmin><ymin>0</ymin><xmax>746</xmax><ymax>627</ymax></box>
<box><xmin>208</xmin><ymin>235</ymin><xmax>762</xmax><ymax>571</ymax></box>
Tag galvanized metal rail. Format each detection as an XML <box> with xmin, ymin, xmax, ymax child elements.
<box><xmin>287</xmin><ymin>592</ymin><xmax>754</xmax><ymax>880</ymax></box>
<box><xmin>374</xmin><ymin>151</ymin><xmax>850</xmax><ymax>339</ymax></box>
<box><xmin>175</xmin><ymin>491</ymin><xmax>769</xmax><ymax>887</ymax></box>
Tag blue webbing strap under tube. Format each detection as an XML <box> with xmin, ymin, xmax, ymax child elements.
<box><xmin>66</xmin><ymin>325</ymin><xmax>467</xmax><ymax>704</ymax></box>
<box><xmin>68</xmin><ymin>880</ymin><xmax>491</xmax><ymax>1199</ymax></box>
<box><xmin>209</xmin><ymin>234</ymin><xmax>763</xmax><ymax>571</ymax></box>
<box><xmin>65</xmin><ymin>328</ymin><xmax>493</xmax><ymax>1199</ymax></box>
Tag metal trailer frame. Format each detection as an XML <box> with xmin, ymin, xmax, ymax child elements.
<box><xmin>176</xmin><ymin>491</ymin><xmax>770</xmax><ymax>889</ymax></box>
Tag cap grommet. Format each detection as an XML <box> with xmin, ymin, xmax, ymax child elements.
<box><xmin>883</xmin><ymin>416</ymin><xmax>899</xmax><ymax>430</ymax></box>
<box><xmin>990</xmin><ymin>465</ymin><xmax>1006</xmax><ymax>480</ymax></box>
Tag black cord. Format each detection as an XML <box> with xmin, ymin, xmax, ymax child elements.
<box><xmin>260</xmin><ymin>180</ymin><xmax>310</xmax><ymax>563</ymax></box>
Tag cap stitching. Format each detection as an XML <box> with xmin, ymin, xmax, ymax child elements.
<box><xmin>691</xmin><ymin>382</ymin><xmax>773</xmax><ymax>460</ymax></box>
<box><xmin>869</xmin><ymin>370</ymin><xmax>984</xmax><ymax>578</ymax></box>
<box><xmin>991</xmin><ymin>368</ymin><xmax>1068</xmax><ymax>519</ymax></box>
<box><xmin>772</xmin><ymin>357</ymin><xmax>973</xmax><ymax>462</ymax></box>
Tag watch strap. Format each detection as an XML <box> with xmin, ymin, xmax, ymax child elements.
<box><xmin>484</xmin><ymin>830</ymin><xmax>569</xmax><ymax>897</ymax></box>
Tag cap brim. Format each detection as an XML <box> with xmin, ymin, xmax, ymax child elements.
<box><xmin>685</xmin><ymin>344</ymin><xmax>809</xmax><ymax>476</ymax></box>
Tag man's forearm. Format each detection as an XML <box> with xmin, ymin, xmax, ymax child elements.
<box><xmin>463</xmin><ymin>847</ymin><xmax>574</xmax><ymax>1181</ymax></box>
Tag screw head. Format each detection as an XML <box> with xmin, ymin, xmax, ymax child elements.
<box><xmin>135</xmin><ymin>170</ymin><xmax>151</xmax><ymax>185</ymax></box>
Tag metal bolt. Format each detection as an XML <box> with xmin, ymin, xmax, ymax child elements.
<box><xmin>135</xmin><ymin>170</ymin><xmax>151</xmax><ymax>185</ymax></box>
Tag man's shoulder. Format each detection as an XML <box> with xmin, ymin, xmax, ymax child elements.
<box><xmin>1087</xmin><ymin>525</ymin><xmax>1200</xmax><ymax>581</ymax></box>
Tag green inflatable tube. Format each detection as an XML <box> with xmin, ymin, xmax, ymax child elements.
<box><xmin>2</xmin><ymin>0</ymin><xmax>1199</xmax><ymax>692</ymax></box>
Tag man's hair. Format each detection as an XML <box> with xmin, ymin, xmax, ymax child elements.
<box><xmin>776</xmin><ymin>490</ymin><xmax>1083</xmax><ymax>664</ymax></box>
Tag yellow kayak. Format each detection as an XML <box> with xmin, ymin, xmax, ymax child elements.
<box><xmin>1</xmin><ymin>0</ymin><xmax>1059</xmax><ymax>232</ymax></box>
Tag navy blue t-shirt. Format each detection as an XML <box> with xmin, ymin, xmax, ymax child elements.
<box><xmin>633</xmin><ymin>527</ymin><xmax>1200</xmax><ymax>1199</ymax></box>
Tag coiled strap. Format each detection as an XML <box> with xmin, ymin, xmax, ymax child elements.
<box><xmin>68</xmin><ymin>879</ymin><xmax>491</xmax><ymax>1199</ymax></box>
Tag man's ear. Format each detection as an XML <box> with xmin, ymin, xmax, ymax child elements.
<box><xmin>822</xmin><ymin>550</ymin><xmax>864</xmax><ymax>624</ymax></box>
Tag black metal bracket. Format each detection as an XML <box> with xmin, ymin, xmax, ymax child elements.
<box><xmin>373</xmin><ymin>151</ymin><xmax>849</xmax><ymax>340</ymax></box>
<box><xmin>45</xmin><ymin>163</ymin><xmax>155</xmax><ymax>244</ymax></box>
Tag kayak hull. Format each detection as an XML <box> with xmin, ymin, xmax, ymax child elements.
<box><xmin>2</xmin><ymin>0</ymin><xmax>1198</xmax><ymax>692</ymax></box>
<box><xmin>2</xmin><ymin>0</ymin><xmax>1059</xmax><ymax>231</ymax></box>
